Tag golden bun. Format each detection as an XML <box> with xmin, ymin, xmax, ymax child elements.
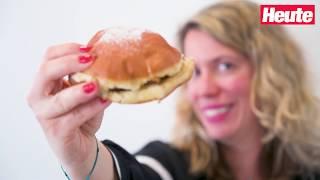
<box><xmin>70</xmin><ymin>27</ymin><xmax>194</xmax><ymax>104</ymax></box>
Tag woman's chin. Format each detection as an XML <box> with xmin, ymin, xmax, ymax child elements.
<box><xmin>206</xmin><ymin>127</ymin><xmax>237</xmax><ymax>142</ymax></box>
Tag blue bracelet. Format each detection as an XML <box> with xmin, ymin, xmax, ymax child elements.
<box><xmin>61</xmin><ymin>138</ymin><xmax>100</xmax><ymax>180</ymax></box>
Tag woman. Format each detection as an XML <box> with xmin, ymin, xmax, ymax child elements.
<box><xmin>27</xmin><ymin>0</ymin><xmax>320</xmax><ymax>180</ymax></box>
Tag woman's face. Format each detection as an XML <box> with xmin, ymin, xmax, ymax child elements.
<box><xmin>184</xmin><ymin>29</ymin><xmax>259</xmax><ymax>142</ymax></box>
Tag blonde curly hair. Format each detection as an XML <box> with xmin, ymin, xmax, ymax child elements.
<box><xmin>171</xmin><ymin>1</ymin><xmax>320</xmax><ymax>179</ymax></box>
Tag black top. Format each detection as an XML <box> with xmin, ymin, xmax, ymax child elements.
<box><xmin>102</xmin><ymin>139</ymin><xmax>320</xmax><ymax>180</ymax></box>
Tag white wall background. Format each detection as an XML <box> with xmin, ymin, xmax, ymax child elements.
<box><xmin>1</xmin><ymin>0</ymin><xmax>319</xmax><ymax>179</ymax></box>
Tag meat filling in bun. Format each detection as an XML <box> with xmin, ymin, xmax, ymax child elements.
<box><xmin>70</xmin><ymin>27</ymin><xmax>194</xmax><ymax>104</ymax></box>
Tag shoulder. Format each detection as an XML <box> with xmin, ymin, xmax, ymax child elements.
<box><xmin>102</xmin><ymin>139</ymin><xmax>169</xmax><ymax>180</ymax></box>
<box><xmin>135</xmin><ymin>140</ymin><xmax>191</xmax><ymax>180</ymax></box>
<box><xmin>102</xmin><ymin>139</ymin><xmax>192</xmax><ymax>180</ymax></box>
<box><xmin>135</xmin><ymin>140</ymin><xmax>183</xmax><ymax>160</ymax></box>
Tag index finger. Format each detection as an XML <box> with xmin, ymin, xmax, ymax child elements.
<box><xmin>44</xmin><ymin>43</ymin><xmax>88</xmax><ymax>60</ymax></box>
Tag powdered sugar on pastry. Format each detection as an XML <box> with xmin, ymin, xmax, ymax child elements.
<box><xmin>100</xmin><ymin>27</ymin><xmax>146</xmax><ymax>44</ymax></box>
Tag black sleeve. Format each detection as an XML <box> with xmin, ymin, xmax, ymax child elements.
<box><xmin>293</xmin><ymin>172</ymin><xmax>320</xmax><ymax>180</ymax></box>
<box><xmin>102</xmin><ymin>139</ymin><xmax>191</xmax><ymax>180</ymax></box>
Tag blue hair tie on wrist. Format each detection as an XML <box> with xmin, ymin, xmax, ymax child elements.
<box><xmin>61</xmin><ymin>138</ymin><xmax>100</xmax><ymax>180</ymax></box>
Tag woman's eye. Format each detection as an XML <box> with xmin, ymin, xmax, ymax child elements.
<box><xmin>217</xmin><ymin>62</ymin><xmax>234</xmax><ymax>72</ymax></box>
<box><xmin>193</xmin><ymin>66</ymin><xmax>201</xmax><ymax>77</ymax></box>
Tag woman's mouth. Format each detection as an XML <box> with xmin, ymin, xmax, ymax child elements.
<box><xmin>201</xmin><ymin>105</ymin><xmax>232</xmax><ymax>123</ymax></box>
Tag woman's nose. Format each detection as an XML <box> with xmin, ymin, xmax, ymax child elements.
<box><xmin>196</xmin><ymin>72</ymin><xmax>220</xmax><ymax>97</ymax></box>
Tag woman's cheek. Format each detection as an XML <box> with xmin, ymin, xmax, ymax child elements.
<box><xmin>224</xmin><ymin>74</ymin><xmax>252</xmax><ymax>96</ymax></box>
<box><xmin>186</xmin><ymin>82</ymin><xmax>197</xmax><ymax>101</ymax></box>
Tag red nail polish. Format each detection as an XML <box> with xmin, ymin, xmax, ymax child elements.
<box><xmin>83</xmin><ymin>83</ymin><xmax>96</xmax><ymax>93</ymax></box>
<box><xmin>79</xmin><ymin>46</ymin><xmax>92</xmax><ymax>52</ymax></box>
<box><xmin>79</xmin><ymin>55</ymin><xmax>92</xmax><ymax>63</ymax></box>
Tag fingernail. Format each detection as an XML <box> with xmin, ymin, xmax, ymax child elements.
<box><xmin>79</xmin><ymin>54</ymin><xmax>92</xmax><ymax>63</ymax></box>
<box><xmin>99</xmin><ymin>98</ymin><xmax>109</xmax><ymax>104</ymax></box>
<box><xmin>83</xmin><ymin>83</ymin><xmax>96</xmax><ymax>93</ymax></box>
<box><xmin>79</xmin><ymin>45</ymin><xmax>92</xmax><ymax>52</ymax></box>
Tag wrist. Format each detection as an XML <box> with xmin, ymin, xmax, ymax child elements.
<box><xmin>61</xmin><ymin>137</ymin><xmax>99</xmax><ymax>180</ymax></box>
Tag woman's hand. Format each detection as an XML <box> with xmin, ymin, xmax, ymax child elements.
<box><xmin>27</xmin><ymin>43</ymin><xmax>111</xmax><ymax>178</ymax></box>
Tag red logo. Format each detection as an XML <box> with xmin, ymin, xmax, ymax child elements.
<box><xmin>260</xmin><ymin>5</ymin><xmax>315</xmax><ymax>25</ymax></box>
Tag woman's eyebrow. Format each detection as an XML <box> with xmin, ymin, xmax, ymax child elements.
<box><xmin>207</xmin><ymin>55</ymin><xmax>234</xmax><ymax>64</ymax></box>
<box><xmin>211</xmin><ymin>55</ymin><xmax>245</xmax><ymax>64</ymax></box>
